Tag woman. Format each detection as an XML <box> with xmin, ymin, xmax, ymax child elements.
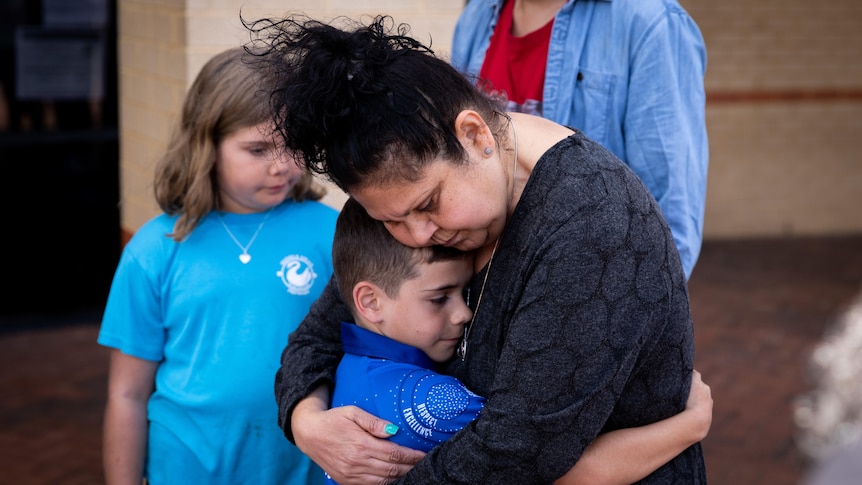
<box><xmin>247</xmin><ymin>14</ymin><xmax>708</xmax><ymax>484</ymax></box>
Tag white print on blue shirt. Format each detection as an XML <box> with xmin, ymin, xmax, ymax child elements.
<box><xmin>277</xmin><ymin>254</ymin><xmax>317</xmax><ymax>295</ymax></box>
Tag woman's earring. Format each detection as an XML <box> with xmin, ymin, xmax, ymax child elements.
<box><xmin>484</xmin><ymin>147</ymin><xmax>493</xmax><ymax>155</ymax></box>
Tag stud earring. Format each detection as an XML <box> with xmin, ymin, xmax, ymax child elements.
<box><xmin>484</xmin><ymin>147</ymin><xmax>493</xmax><ymax>155</ymax></box>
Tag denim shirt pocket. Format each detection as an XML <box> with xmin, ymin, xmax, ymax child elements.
<box><xmin>570</xmin><ymin>67</ymin><xmax>616</xmax><ymax>151</ymax></box>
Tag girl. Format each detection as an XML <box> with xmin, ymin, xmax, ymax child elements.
<box><xmin>98</xmin><ymin>47</ymin><xmax>337</xmax><ymax>484</ymax></box>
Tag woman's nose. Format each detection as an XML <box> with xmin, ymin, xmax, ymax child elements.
<box><xmin>384</xmin><ymin>218</ymin><xmax>437</xmax><ymax>247</ymax></box>
<box><xmin>404</xmin><ymin>218</ymin><xmax>439</xmax><ymax>247</ymax></box>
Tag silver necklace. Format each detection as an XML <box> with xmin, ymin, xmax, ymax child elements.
<box><xmin>458</xmin><ymin>237</ymin><xmax>500</xmax><ymax>361</ymax></box>
<box><xmin>457</xmin><ymin>115</ymin><xmax>518</xmax><ymax>361</ymax></box>
<box><xmin>215</xmin><ymin>207</ymin><xmax>273</xmax><ymax>264</ymax></box>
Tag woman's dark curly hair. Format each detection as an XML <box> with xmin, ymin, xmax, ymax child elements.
<box><xmin>243</xmin><ymin>14</ymin><xmax>504</xmax><ymax>191</ymax></box>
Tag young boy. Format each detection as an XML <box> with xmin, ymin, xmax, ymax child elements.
<box><xmin>327</xmin><ymin>198</ymin><xmax>712</xmax><ymax>484</ymax></box>
<box><xmin>330</xmin><ymin>198</ymin><xmax>482</xmax><ymax>456</ymax></box>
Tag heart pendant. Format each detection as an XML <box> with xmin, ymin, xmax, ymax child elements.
<box><xmin>239</xmin><ymin>253</ymin><xmax>251</xmax><ymax>264</ymax></box>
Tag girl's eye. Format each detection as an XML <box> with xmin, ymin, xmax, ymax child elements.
<box><xmin>430</xmin><ymin>295</ymin><xmax>449</xmax><ymax>305</ymax></box>
<box><xmin>246</xmin><ymin>144</ymin><xmax>270</xmax><ymax>156</ymax></box>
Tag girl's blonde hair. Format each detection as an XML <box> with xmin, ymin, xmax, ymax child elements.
<box><xmin>153</xmin><ymin>47</ymin><xmax>324</xmax><ymax>242</ymax></box>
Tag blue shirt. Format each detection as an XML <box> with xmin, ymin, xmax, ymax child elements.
<box><xmin>328</xmin><ymin>323</ymin><xmax>485</xmax><ymax>484</ymax></box>
<box><xmin>452</xmin><ymin>0</ymin><xmax>708</xmax><ymax>278</ymax></box>
<box><xmin>99</xmin><ymin>201</ymin><xmax>337</xmax><ymax>484</ymax></box>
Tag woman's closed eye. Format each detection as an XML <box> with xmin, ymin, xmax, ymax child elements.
<box><xmin>418</xmin><ymin>198</ymin><xmax>435</xmax><ymax>212</ymax></box>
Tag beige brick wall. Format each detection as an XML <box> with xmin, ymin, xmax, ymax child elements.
<box><xmin>119</xmin><ymin>1</ymin><xmax>862</xmax><ymax>240</ymax></box>
<box><xmin>683</xmin><ymin>1</ymin><xmax>862</xmax><ymax>92</ymax></box>
<box><xmin>681</xmin><ymin>0</ymin><xmax>862</xmax><ymax>239</ymax></box>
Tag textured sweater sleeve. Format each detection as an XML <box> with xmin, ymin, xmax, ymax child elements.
<box><xmin>275</xmin><ymin>275</ymin><xmax>353</xmax><ymax>442</ymax></box>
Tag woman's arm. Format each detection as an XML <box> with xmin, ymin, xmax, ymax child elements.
<box><xmin>554</xmin><ymin>370</ymin><xmax>713</xmax><ymax>485</ymax></box>
<box><xmin>102</xmin><ymin>350</ymin><xmax>157</xmax><ymax>485</ymax></box>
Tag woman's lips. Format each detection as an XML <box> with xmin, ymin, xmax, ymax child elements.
<box><xmin>436</xmin><ymin>233</ymin><xmax>458</xmax><ymax>247</ymax></box>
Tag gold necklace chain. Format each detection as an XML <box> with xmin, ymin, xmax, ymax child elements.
<box><xmin>457</xmin><ymin>114</ymin><xmax>518</xmax><ymax>361</ymax></box>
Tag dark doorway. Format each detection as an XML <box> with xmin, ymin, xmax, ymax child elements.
<box><xmin>1</xmin><ymin>0</ymin><xmax>119</xmax><ymax>317</ymax></box>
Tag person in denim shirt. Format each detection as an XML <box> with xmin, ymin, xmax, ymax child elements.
<box><xmin>451</xmin><ymin>0</ymin><xmax>708</xmax><ymax>279</ymax></box>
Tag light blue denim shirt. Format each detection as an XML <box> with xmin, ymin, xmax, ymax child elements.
<box><xmin>452</xmin><ymin>0</ymin><xmax>708</xmax><ymax>279</ymax></box>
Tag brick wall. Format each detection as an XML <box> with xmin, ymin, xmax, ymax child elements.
<box><xmin>118</xmin><ymin>0</ymin><xmax>862</xmax><ymax>240</ymax></box>
<box><xmin>681</xmin><ymin>0</ymin><xmax>862</xmax><ymax>238</ymax></box>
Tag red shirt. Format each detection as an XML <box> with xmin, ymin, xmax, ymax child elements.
<box><xmin>478</xmin><ymin>0</ymin><xmax>554</xmax><ymax>115</ymax></box>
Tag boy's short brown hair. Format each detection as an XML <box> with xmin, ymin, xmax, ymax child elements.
<box><xmin>333</xmin><ymin>198</ymin><xmax>468</xmax><ymax>314</ymax></box>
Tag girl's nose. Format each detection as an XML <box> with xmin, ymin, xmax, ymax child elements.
<box><xmin>270</xmin><ymin>153</ymin><xmax>303</xmax><ymax>177</ymax></box>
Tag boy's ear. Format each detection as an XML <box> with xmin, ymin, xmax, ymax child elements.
<box><xmin>353</xmin><ymin>281</ymin><xmax>385</xmax><ymax>323</ymax></box>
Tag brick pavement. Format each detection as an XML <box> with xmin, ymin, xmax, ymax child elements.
<box><xmin>689</xmin><ymin>235</ymin><xmax>862</xmax><ymax>484</ymax></box>
<box><xmin>1</xmin><ymin>235</ymin><xmax>861</xmax><ymax>484</ymax></box>
<box><xmin>0</xmin><ymin>318</ymin><xmax>107</xmax><ymax>485</ymax></box>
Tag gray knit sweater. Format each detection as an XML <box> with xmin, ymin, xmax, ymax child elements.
<box><xmin>275</xmin><ymin>131</ymin><xmax>706</xmax><ymax>484</ymax></box>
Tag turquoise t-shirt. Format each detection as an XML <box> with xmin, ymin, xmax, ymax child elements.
<box><xmin>98</xmin><ymin>200</ymin><xmax>337</xmax><ymax>484</ymax></box>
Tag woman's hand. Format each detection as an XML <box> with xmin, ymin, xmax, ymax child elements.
<box><xmin>292</xmin><ymin>387</ymin><xmax>425</xmax><ymax>485</ymax></box>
